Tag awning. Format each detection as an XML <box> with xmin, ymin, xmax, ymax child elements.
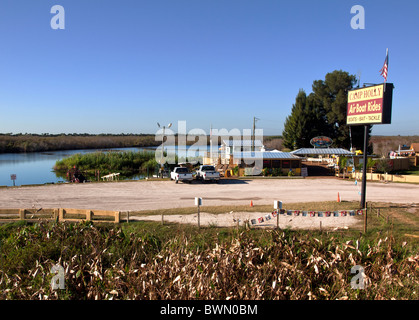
<box><xmin>233</xmin><ymin>151</ymin><xmax>302</xmax><ymax>160</ymax></box>
<box><xmin>291</xmin><ymin>148</ymin><xmax>354</xmax><ymax>156</ymax></box>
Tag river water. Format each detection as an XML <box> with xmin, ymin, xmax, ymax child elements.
<box><xmin>0</xmin><ymin>145</ymin><xmax>213</xmax><ymax>186</ymax></box>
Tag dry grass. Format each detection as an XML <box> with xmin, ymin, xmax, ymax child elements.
<box><xmin>0</xmin><ymin>217</ymin><xmax>417</xmax><ymax>300</ymax></box>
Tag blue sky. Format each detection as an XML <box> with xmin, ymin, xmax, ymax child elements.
<box><xmin>0</xmin><ymin>0</ymin><xmax>418</xmax><ymax>136</ymax></box>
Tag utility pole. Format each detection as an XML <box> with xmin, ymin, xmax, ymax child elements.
<box><xmin>252</xmin><ymin>117</ymin><xmax>259</xmax><ymax>152</ymax></box>
<box><xmin>157</xmin><ymin>122</ymin><xmax>172</xmax><ymax>178</ymax></box>
<box><xmin>210</xmin><ymin>123</ymin><xmax>213</xmax><ymax>164</ymax></box>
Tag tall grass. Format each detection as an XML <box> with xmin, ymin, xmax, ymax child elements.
<box><xmin>54</xmin><ymin>151</ymin><xmax>158</xmax><ymax>176</ymax></box>
<box><xmin>0</xmin><ymin>221</ymin><xmax>417</xmax><ymax>300</ymax></box>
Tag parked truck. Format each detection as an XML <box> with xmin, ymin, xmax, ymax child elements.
<box><xmin>195</xmin><ymin>165</ymin><xmax>220</xmax><ymax>182</ymax></box>
<box><xmin>170</xmin><ymin>167</ymin><xmax>193</xmax><ymax>183</ymax></box>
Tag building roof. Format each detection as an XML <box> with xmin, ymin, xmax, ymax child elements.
<box><xmin>223</xmin><ymin>139</ymin><xmax>263</xmax><ymax>147</ymax></box>
<box><xmin>291</xmin><ymin>148</ymin><xmax>354</xmax><ymax>156</ymax></box>
<box><xmin>411</xmin><ymin>143</ymin><xmax>419</xmax><ymax>152</ymax></box>
<box><xmin>233</xmin><ymin>151</ymin><xmax>301</xmax><ymax>160</ymax></box>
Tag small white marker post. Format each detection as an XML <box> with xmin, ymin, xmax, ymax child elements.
<box><xmin>10</xmin><ymin>174</ymin><xmax>16</xmax><ymax>187</ymax></box>
<box><xmin>195</xmin><ymin>197</ymin><xmax>202</xmax><ymax>228</ymax></box>
<box><xmin>274</xmin><ymin>200</ymin><xmax>282</xmax><ymax>229</ymax></box>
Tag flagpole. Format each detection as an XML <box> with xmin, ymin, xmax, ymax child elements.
<box><xmin>383</xmin><ymin>48</ymin><xmax>388</xmax><ymax>92</ymax></box>
<box><xmin>210</xmin><ymin>123</ymin><xmax>213</xmax><ymax>164</ymax></box>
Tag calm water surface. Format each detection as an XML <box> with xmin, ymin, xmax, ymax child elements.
<box><xmin>0</xmin><ymin>145</ymin><xmax>213</xmax><ymax>186</ymax></box>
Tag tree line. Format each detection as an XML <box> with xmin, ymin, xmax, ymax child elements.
<box><xmin>0</xmin><ymin>134</ymin><xmax>160</xmax><ymax>153</ymax></box>
<box><xmin>282</xmin><ymin>70</ymin><xmax>370</xmax><ymax>151</ymax></box>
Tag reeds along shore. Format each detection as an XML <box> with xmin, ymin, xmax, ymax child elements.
<box><xmin>53</xmin><ymin>150</ymin><xmax>158</xmax><ymax>175</ymax></box>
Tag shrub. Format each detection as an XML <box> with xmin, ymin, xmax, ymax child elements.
<box><xmin>375</xmin><ymin>159</ymin><xmax>393</xmax><ymax>173</ymax></box>
<box><xmin>54</xmin><ymin>151</ymin><xmax>156</xmax><ymax>176</ymax></box>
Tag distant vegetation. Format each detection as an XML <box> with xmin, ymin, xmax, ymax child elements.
<box><xmin>263</xmin><ymin>136</ymin><xmax>284</xmax><ymax>150</ymax></box>
<box><xmin>370</xmin><ymin>135</ymin><xmax>419</xmax><ymax>157</ymax></box>
<box><xmin>1</xmin><ymin>133</ymin><xmax>417</xmax><ymax>157</ymax></box>
<box><xmin>0</xmin><ymin>133</ymin><xmax>160</xmax><ymax>153</ymax></box>
<box><xmin>0</xmin><ymin>133</ymin><xmax>212</xmax><ymax>154</ymax></box>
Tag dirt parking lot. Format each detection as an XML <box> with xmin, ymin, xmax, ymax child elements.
<box><xmin>0</xmin><ymin>178</ymin><xmax>418</xmax><ymax>212</ymax></box>
<box><xmin>1</xmin><ymin>178</ymin><xmax>417</xmax><ymax>229</ymax></box>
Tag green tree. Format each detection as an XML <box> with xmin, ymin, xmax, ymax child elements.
<box><xmin>282</xmin><ymin>90</ymin><xmax>330</xmax><ymax>149</ymax></box>
<box><xmin>311</xmin><ymin>70</ymin><xmax>370</xmax><ymax>150</ymax></box>
<box><xmin>283</xmin><ymin>70</ymin><xmax>373</xmax><ymax>152</ymax></box>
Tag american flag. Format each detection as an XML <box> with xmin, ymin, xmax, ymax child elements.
<box><xmin>379</xmin><ymin>48</ymin><xmax>389</xmax><ymax>82</ymax></box>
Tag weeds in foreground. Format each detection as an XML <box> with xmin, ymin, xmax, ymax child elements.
<box><xmin>0</xmin><ymin>221</ymin><xmax>417</xmax><ymax>300</ymax></box>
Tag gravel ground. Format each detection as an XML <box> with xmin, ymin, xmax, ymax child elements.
<box><xmin>131</xmin><ymin>210</ymin><xmax>360</xmax><ymax>230</ymax></box>
<box><xmin>0</xmin><ymin>178</ymin><xmax>418</xmax><ymax>211</ymax></box>
<box><xmin>1</xmin><ymin>177</ymin><xmax>418</xmax><ymax>229</ymax></box>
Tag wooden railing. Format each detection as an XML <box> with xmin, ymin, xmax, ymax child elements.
<box><xmin>368</xmin><ymin>203</ymin><xmax>391</xmax><ymax>224</ymax></box>
<box><xmin>0</xmin><ymin>208</ymin><xmax>121</xmax><ymax>224</ymax></box>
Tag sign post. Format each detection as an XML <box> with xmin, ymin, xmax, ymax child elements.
<box><xmin>347</xmin><ymin>83</ymin><xmax>394</xmax><ymax>232</ymax></box>
<box><xmin>274</xmin><ymin>200</ymin><xmax>282</xmax><ymax>229</ymax></box>
<box><xmin>360</xmin><ymin>124</ymin><xmax>369</xmax><ymax>209</ymax></box>
<box><xmin>195</xmin><ymin>197</ymin><xmax>202</xmax><ymax>228</ymax></box>
<box><xmin>10</xmin><ymin>174</ymin><xmax>17</xmax><ymax>187</ymax></box>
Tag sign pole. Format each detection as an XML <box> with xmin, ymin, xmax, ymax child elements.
<box><xmin>360</xmin><ymin>124</ymin><xmax>369</xmax><ymax>233</ymax></box>
<box><xmin>10</xmin><ymin>174</ymin><xmax>17</xmax><ymax>187</ymax></box>
<box><xmin>347</xmin><ymin>80</ymin><xmax>394</xmax><ymax>233</ymax></box>
<box><xmin>198</xmin><ymin>205</ymin><xmax>200</xmax><ymax>229</ymax></box>
<box><xmin>195</xmin><ymin>197</ymin><xmax>202</xmax><ymax>229</ymax></box>
<box><xmin>274</xmin><ymin>200</ymin><xmax>282</xmax><ymax>230</ymax></box>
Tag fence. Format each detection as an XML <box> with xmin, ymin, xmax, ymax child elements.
<box><xmin>368</xmin><ymin>203</ymin><xmax>392</xmax><ymax>225</ymax></box>
<box><xmin>351</xmin><ymin>171</ymin><xmax>419</xmax><ymax>183</ymax></box>
<box><xmin>0</xmin><ymin>208</ymin><xmax>121</xmax><ymax>224</ymax></box>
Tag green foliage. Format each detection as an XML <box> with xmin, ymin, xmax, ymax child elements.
<box><xmin>311</xmin><ymin>70</ymin><xmax>369</xmax><ymax>150</ymax></box>
<box><xmin>232</xmin><ymin>166</ymin><xmax>239</xmax><ymax>175</ymax></box>
<box><xmin>283</xmin><ymin>70</ymin><xmax>372</xmax><ymax>151</ymax></box>
<box><xmin>367</xmin><ymin>158</ymin><xmax>377</xmax><ymax>169</ymax></box>
<box><xmin>54</xmin><ymin>151</ymin><xmax>156</xmax><ymax>176</ymax></box>
<box><xmin>339</xmin><ymin>156</ymin><xmax>348</xmax><ymax>168</ymax></box>
<box><xmin>141</xmin><ymin>159</ymin><xmax>159</xmax><ymax>171</ymax></box>
<box><xmin>262</xmin><ymin>168</ymin><xmax>283</xmax><ymax>177</ymax></box>
<box><xmin>283</xmin><ymin>90</ymin><xmax>328</xmax><ymax>149</ymax></box>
